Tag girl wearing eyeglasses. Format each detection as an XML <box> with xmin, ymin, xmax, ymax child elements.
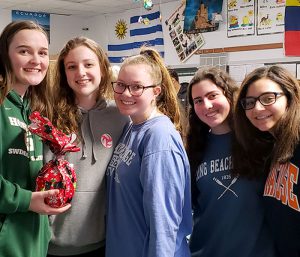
<box><xmin>186</xmin><ymin>67</ymin><xmax>275</xmax><ymax>257</ymax></box>
<box><xmin>106</xmin><ymin>46</ymin><xmax>192</xmax><ymax>257</ymax></box>
<box><xmin>234</xmin><ymin>65</ymin><xmax>300</xmax><ymax>256</ymax></box>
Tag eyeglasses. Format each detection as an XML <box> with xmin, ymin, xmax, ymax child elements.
<box><xmin>240</xmin><ymin>92</ymin><xmax>285</xmax><ymax>110</ymax></box>
<box><xmin>112</xmin><ymin>82</ymin><xmax>158</xmax><ymax>97</ymax></box>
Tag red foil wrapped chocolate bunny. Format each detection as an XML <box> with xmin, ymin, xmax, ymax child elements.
<box><xmin>28</xmin><ymin>111</ymin><xmax>80</xmax><ymax>208</ymax></box>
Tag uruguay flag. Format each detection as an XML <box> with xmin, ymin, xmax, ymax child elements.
<box><xmin>106</xmin><ymin>5</ymin><xmax>164</xmax><ymax>65</ymax></box>
<box><xmin>285</xmin><ymin>0</ymin><xmax>300</xmax><ymax>56</ymax></box>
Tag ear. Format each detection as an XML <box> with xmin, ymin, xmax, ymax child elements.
<box><xmin>153</xmin><ymin>86</ymin><xmax>161</xmax><ymax>97</ymax></box>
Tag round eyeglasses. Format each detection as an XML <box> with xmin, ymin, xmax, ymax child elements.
<box><xmin>240</xmin><ymin>92</ymin><xmax>285</xmax><ymax>110</ymax></box>
<box><xmin>112</xmin><ymin>82</ymin><xmax>158</xmax><ymax>97</ymax></box>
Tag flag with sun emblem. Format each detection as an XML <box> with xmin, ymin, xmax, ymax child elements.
<box><xmin>106</xmin><ymin>5</ymin><xmax>164</xmax><ymax>65</ymax></box>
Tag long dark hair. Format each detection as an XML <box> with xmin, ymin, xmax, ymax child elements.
<box><xmin>186</xmin><ymin>67</ymin><xmax>238</xmax><ymax>204</ymax></box>
<box><xmin>233</xmin><ymin>65</ymin><xmax>300</xmax><ymax>177</ymax></box>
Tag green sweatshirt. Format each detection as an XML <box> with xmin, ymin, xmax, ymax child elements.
<box><xmin>0</xmin><ymin>90</ymin><xmax>51</xmax><ymax>257</ymax></box>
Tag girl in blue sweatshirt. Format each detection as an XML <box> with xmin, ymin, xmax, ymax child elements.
<box><xmin>106</xmin><ymin>47</ymin><xmax>192</xmax><ymax>257</ymax></box>
<box><xmin>0</xmin><ymin>20</ymin><xmax>70</xmax><ymax>257</ymax></box>
<box><xmin>186</xmin><ymin>67</ymin><xmax>276</xmax><ymax>257</ymax></box>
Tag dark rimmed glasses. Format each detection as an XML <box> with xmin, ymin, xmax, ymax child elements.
<box><xmin>240</xmin><ymin>92</ymin><xmax>285</xmax><ymax>110</ymax></box>
<box><xmin>112</xmin><ymin>82</ymin><xmax>158</xmax><ymax>97</ymax></box>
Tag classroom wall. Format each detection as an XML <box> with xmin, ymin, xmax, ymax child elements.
<box><xmin>86</xmin><ymin>0</ymin><xmax>300</xmax><ymax>68</ymax></box>
<box><xmin>1</xmin><ymin>0</ymin><xmax>299</xmax><ymax>67</ymax></box>
<box><xmin>0</xmin><ymin>8</ymin><xmax>90</xmax><ymax>56</ymax></box>
<box><xmin>164</xmin><ymin>1</ymin><xmax>300</xmax><ymax>66</ymax></box>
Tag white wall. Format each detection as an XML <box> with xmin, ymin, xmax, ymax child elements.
<box><xmin>84</xmin><ymin>14</ymin><xmax>108</xmax><ymax>49</ymax></box>
<box><xmin>159</xmin><ymin>0</ymin><xmax>300</xmax><ymax>67</ymax></box>
<box><xmin>0</xmin><ymin>9</ymin><xmax>91</xmax><ymax>56</ymax></box>
<box><xmin>1</xmin><ymin>0</ymin><xmax>300</xmax><ymax>66</ymax></box>
<box><xmin>0</xmin><ymin>9</ymin><xmax>11</xmax><ymax>32</ymax></box>
<box><xmin>87</xmin><ymin>0</ymin><xmax>300</xmax><ymax>67</ymax></box>
<box><xmin>49</xmin><ymin>14</ymin><xmax>89</xmax><ymax>54</ymax></box>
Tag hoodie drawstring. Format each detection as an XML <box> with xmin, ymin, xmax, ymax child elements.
<box><xmin>79</xmin><ymin>98</ymin><xmax>107</xmax><ymax>163</ymax></box>
<box><xmin>89</xmin><ymin>115</ymin><xmax>97</xmax><ymax>163</ymax></box>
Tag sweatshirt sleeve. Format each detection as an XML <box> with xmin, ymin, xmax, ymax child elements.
<box><xmin>0</xmin><ymin>118</ymin><xmax>32</xmax><ymax>214</ymax></box>
<box><xmin>0</xmin><ymin>111</ymin><xmax>32</xmax><ymax>213</ymax></box>
<box><xmin>0</xmin><ymin>175</ymin><xmax>32</xmax><ymax>213</ymax></box>
<box><xmin>140</xmin><ymin>150</ymin><xmax>186</xmax><ymax>257</ymax></box>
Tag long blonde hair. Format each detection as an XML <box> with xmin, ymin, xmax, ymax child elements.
<box><xmin>121</xmin><ymin>46</ymin><xmax>183</xmax><ymax>133</ymax></box>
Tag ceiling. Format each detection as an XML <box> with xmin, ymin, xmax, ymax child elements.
<box><xmin>0</xmin><ymin>0</ymin><xmax>178</xmax><ymax>17</ymax></box>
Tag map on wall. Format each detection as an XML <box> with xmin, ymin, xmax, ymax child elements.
<box><xmin>165</xmin><ymin>2</ymin><xmax>205</xmax><ymax>63</ymax></box>
<box><xmin>257</xmin><ymin>0</ymin><xmax>285</xmax><ymax>35</ymax></box>
<box><xmin>227</xmin><ymin>0</ymin><xmax>255</xmax><ymax>37</ymax></box>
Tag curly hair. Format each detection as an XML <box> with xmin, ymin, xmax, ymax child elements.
<box><xmin>0</xmin><ymin>20</ymin><xmax>52</xmax><ymax>118</ymax></box>
<box><xmin>185</xmin><ymin>67</ymin><xmax>238</xmax><ymax>202</ymax></box>
<box><xmin>51</xmin><ymin>36</ymin><xmax>111</xmax><ymax>136</ymax></box>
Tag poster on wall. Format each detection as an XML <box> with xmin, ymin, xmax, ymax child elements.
<box><xmin>165</xmin><ymin>2</ymin><xmax>205</xmax><ymax>63</ymax></box>
<box><xmin>227</xmin><ymin>0</ymin><xmax>255</xmax><ymax>37</ymax></box>
<box><xmin>12</xmin><ymin>10</ymin><xmax>50</xmax><ymax>42</ymax></box>
<box><xmin>257</xmin><ymin>0</ymin><xmax>285</xmax><ymax>35</ymax></box>
<box><xmin>183</xmin><ymin>0</ymin><xmax>224</xmax><ymax>33</ymax></box>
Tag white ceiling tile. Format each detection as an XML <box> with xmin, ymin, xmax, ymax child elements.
<box><xmin>0</xmin><ymin>0</ymin><xmax>178</xmax><ymax>16</ymax></box>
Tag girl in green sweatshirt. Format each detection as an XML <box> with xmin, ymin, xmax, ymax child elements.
<box><xmin>0</xmin><ymin>20</ymin><xmax>70</xmax><ymax>257</ymax></box>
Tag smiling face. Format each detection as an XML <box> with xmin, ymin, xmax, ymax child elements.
<box><xmin>191</xmin><ymin>79</ymin><xmax>231</xmax><ymax>134</ymax></box>
<box><xmin>245</xmin><ymin>78</ymin><xmax>288</xmax><ymax>133</ymax></box>
<box><xmin>8</xmin><ymin>29</ymin><xmax>49</xmax><ymax>95</ymax></box>
<box><xmin>64</xmin><ymin>45</ymin><xmax>101</xmax><ymax>108</ymax></box>
<box><xmin>114</xmin><ymin>63</ymin><xmax>161</xmax><ymax>124</ymax></box>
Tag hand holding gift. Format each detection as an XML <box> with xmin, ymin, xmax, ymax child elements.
<box><xmin>28</xmin><ymin>111</ymin><xmax>80</xmax><ymax>208</ymax></box>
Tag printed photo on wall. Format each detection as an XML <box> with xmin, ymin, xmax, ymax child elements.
<box><xmin>12</xmin><ymin>10</ymin><xmax>50</xmax><ymax>43</ymax></box>
<box><xmin>183</xmin><ymin>0</ymin><xmax>223</xmax><ymax>33</ymax></box>
<box><xmin>165</xmin><ymin>2</ymin><xmax>205</xmax><ymax>63</ymax></box>
<box><xmin>227</xmin><ymin>0</ymin><xmax>255</xmax><ymax>37</ymax></box>
<box><xmin>256</xmin><ymin>0</ymin><xmax>285</xmax><ymax>35</ymax></box>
